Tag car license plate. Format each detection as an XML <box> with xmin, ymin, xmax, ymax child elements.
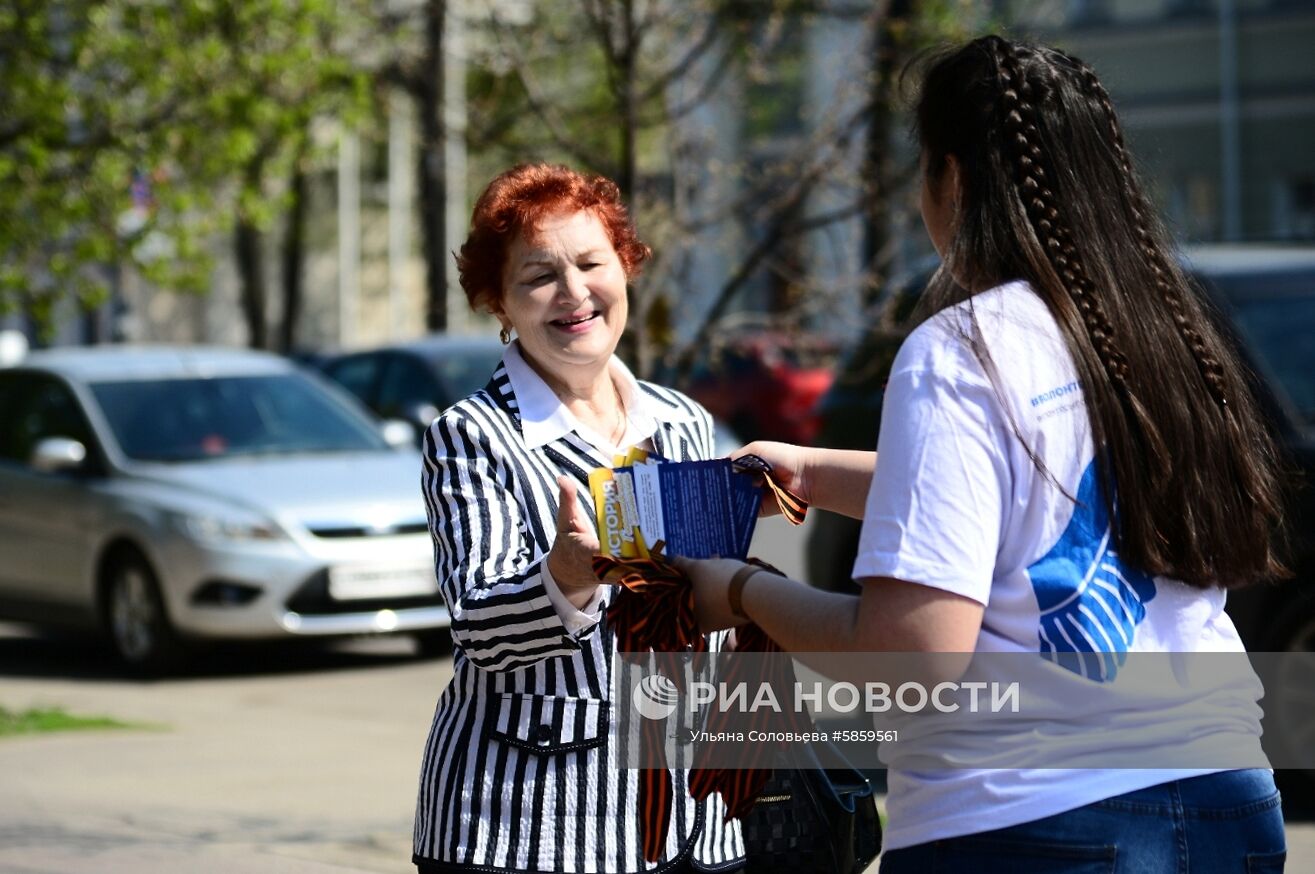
<box><xmin>328</xmin><ymin>564</ymin><xmax>438</xmax><ymax>600</ymax></box>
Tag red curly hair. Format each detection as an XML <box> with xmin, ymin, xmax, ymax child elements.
<box><xmin>457</xmin><ymin>163</ymin><xmax>652</xmax><ymax>314</ymax></box>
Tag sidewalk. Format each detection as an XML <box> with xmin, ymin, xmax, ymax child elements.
<box><xmin>0</xmin><ymin>628</ymin><xmax>432</xmax><ymax>873</ymax></box>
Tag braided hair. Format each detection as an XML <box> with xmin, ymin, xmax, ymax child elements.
<box><xmin>912</xmin><ymin>35</ymin><xmax>1285</xmax><ymax>589</ymax></box>
<box><xmin>1065</xmin><ymin>50</ymin><xmax>1233</xmax><ymax>409</ymax></box>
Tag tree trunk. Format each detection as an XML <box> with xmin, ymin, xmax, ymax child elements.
<box><xmin>618</xmin><ymin>0</ymin><xmax>638</xmax><ymax>208</ymax></box>
<box><xmin>862</xmin><ymin>0</ymin><xmax>909</xmax><ymax>308</ymax></box>
<box><xmin>418</xmin><ymin>0</ymin><xmax>448</xmax><ymax>333</ymax></box>
<box><xmin>279</xmin><ymin>154</ymin><xmax>309</xmax><ymax>354</ymax></box>
<box><xmin>236</xmin><ymin>218</ymin><xmax>267</xmax><ymax>349</ymax></box>
<box><xmin>615</xmin><ymin>0</ymin><xmax>645</xmax><ymax>374</ymax></box>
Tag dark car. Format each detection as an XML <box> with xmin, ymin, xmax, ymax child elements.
<box><xmin>804</xmin><ymin>266</ymin><xmax>932</xmax><ymax>594</ymax></box>
<box><xmin>1179</xmin><ymin>246</ymin><xmax>1315</xmax><ymax>656</ymax></box>
<box><xmin>807</xmin><ymin>245</ymin><xmax>1315</xmax><ymax>659</ymax></box>
<box><xmin>316</xmin><ymin>336</ymin><xmax>505</xmax><ymax>444</ymax></box>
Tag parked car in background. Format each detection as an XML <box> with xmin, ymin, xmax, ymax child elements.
<box><xmin>0</xmin><ymin>346</ymin><xmax>451</xmax><ymax>673</ymax></box>
<box><xmin>1178</xmin><ymin>246</ymin><xmax>1315</xmax><ymax>659</ymax></box>
<box><xmin>682</xmin><ymin>331</ymin><xmax>838</xmax><ymax>445</ymax></box>
<box><xmin>807</xmin><ymin>245</ymin><xmax>1315</xmax><ymax>659</ymax></box>
<box><xmin>316</xmin><ymin>336</ymin><xmax>504</xmax><ymax>445</ymax></box>
<box><xmin>321</xmin><ymin>334</ymin><xmax>746</xmax><ymax>456</ymax></box>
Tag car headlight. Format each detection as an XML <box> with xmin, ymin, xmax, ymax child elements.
<box><xmin>169</xmin><ymin>510</ymin><xmax>287</xmax><ymax>544</ymax></box>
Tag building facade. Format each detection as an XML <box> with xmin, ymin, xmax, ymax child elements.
<box><xmin>1008</xmin><ymin>0</ymin><xmax>1315</xmax><ymax>242</ymax></box>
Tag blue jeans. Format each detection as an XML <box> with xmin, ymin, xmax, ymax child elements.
<box><xmin>880</xmin><ymin>769</ymin><xmax>1286</xmax><ymax>873</ymax></box>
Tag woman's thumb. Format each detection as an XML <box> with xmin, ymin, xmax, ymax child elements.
<box><xmin>556</xmin><ymin>475</ymin><xmax>580</xmax><ymax>533</ymax></box>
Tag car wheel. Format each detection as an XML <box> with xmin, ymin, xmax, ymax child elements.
<box><xmin>413</xmin><ymin>628</ymin><xmax>453</xmax><ymax>659</ymax></box>
<box><xmin>105</xmin><ymin>549</ymin><xmax>186</xmax><ymax>675</ymax></box>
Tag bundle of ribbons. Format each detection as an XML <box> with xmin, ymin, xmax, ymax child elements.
<box><xmin>592</xmin><ymin>455</ymin><xmax>808</xmax><ymax>862</ymax></box>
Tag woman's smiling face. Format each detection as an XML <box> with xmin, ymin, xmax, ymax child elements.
<box><xmin>497</xmin><ymin>209</ymin><xmax>629</xmax><ymax>384</ymax></box>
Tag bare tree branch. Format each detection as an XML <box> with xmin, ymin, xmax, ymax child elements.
<box><xmin>628</xmin><ymin>0</ymin><xmax>666</xmax><ymax>51</ymax></box>
<box><xmin>486</xmin><ymin>11</ymin><xmax>609</xmax><ymax>172</ymax></box>
<box><xmin>636</xmin><ymin>14</ymin><xmax>721</xmax><ymax>103</ymax></box>
<box><xmin>466</xmin><ymin>84</ymin><xmax>532</xmax><ymax>151</ymax></box>
<box><xmin>669</xmin><ymin>196</ymin><xmax>869</xmax><ymax>380</ymax></box>
<box><xmin>647</xmin><ymin>40</ymin><xmax>739</xmax><ymax>125</ymax></box>
<box><xmin>582</xmin><ymin>0</ymin><xmax>621</xmax><ymax>71</ymax></box>
<box><xmin>674</xmin><ymin>96</ymin><xmax>873</xmax><ymax>233</ymax></box>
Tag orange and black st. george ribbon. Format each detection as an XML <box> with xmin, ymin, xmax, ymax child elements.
<box><xmin>597</xmin><ymin>554</ymin><xmax>808</xmax><ymax>855</ymax></box>
<box><xmin>732</xmin><ymin>454</ymin><xmax>808</xmax><ymax>526</ymax></box>
<box><xmin>687</xmin><ymin>602</ymin><xmax>813</xmax><ymax>821</ymax></box>
<box><xmin>596</xmin><ymin>550</ymin><xmax>708</xmax><ymax>863</ymax></box>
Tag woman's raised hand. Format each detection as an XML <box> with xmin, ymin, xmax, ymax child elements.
<box><xmin>734</xmin><ymin>442</ymin><xmax>877</xmax><ymax>520</ymax></box>
<box><xmin>547</xmin><ymin>475</ymin><xmax>606</xmax><ymax>590</ymax></box>
<box><xmin>730</xmin><ymin>441</ymin><xmax>813</xmax><ymax>517</ymax></box>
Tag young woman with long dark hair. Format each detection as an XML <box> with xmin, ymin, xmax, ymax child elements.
<box><xmin>677</xmin><ymin>35</ymin><xmax>1289</xmax><ymax>871</ymax></box>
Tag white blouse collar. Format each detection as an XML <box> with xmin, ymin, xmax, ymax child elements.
<box><xmin>501</xmin><ymin>340</ymin><xmax>692</xmax><ymax>450</ymax></box>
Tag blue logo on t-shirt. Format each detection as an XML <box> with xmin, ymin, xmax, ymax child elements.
<box><xmin>1026</xmin><ymin>461</ymin><xmax>1156</xmax><ymax>682</ymax></box>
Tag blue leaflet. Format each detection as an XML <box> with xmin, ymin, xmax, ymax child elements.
<box><xmin>731</xmin><ymin>472</ymin><xmax>763</xmax><ymax>558</ymax></box>
<box><xmin>657</xmin><ymin>460</ymin><xmax>744</xmax><ymax>559</ymax></box>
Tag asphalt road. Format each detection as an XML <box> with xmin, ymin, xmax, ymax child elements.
<box><xmin>0</xmin><ymin>515</ymin><xmax>1311</xmax><ymax>872</ymax></box>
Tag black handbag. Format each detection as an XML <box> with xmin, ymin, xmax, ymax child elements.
<box><xmin>741</xmin><ymin>740</ymin><xmax>881</xmax><ymax>873</ymax></box>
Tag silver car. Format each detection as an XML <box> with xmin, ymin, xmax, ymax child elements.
<box><xmin>0</xmin><ymin>345</ymin><xmax>449</xmax><ymax>672</ymax></box>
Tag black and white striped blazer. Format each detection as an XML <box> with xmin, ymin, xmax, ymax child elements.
<box><xmin>413</xmin><ymin>360</ymin><xmax>745</xmax><ymax>873</ymax></box>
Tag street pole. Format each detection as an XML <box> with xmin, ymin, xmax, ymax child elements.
<box><xmin>338</xmin><ymin>126</ymin><xmax>361</xmax><ymax>348</ymax></box>
<box><xmin>445</xmin><ymin>0</ymin><xmax>468</xmax><ymax>334</ymax></box>
<box><xmin>1219</xmin><ymin>0</ymin><xmax>1243</xmax><ymax>241</ymax></box>
<box><xmin>389</xmin><ymin>92</ymin><xmax>413</xmax><ymax>341</ymax></box>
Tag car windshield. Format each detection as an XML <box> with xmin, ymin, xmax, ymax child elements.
<box><xmin>1210</xmin><ymin>271</ymin><xmax>1315</xmax><ymax>428</ymax></box>
<box><xmin>90</xmin><ymin>374</ymin><xmax>390</xmax><ymax>462</ymax></box>
<box><xmin>424</xmin><ymin>346</ymin><xmax>503</xmax><ymax>399</ymax></box>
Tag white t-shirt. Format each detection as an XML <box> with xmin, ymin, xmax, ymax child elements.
<box><xmin>852</xmin><ymin>280</ymin><xmax>1267</xmax><ymax>850</ymax></box>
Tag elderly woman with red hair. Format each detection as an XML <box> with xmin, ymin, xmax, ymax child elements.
<box><xmin>412</xmin><ymin>164</ymin><xmax>743</xmax><ymax>874</ymax></box>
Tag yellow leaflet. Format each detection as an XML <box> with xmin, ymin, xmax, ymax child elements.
<box><xmin>633</xmin><ymin>526</ymin><xmax>651</xmax><ymax>558</ymax></box>
<box><xmin>588</xmin><ymin>467</ymin><xmax>637</xmax><ymax>558</ymax></box>
<box><xmin>612</xmin><ymin>447</ymin><xmax>650</xmax><ymax>467</ymax></box>
<box><xmin>613</xmin><ymin>470</ymin><xmax>646</xmax><ymax>558</ymax></box>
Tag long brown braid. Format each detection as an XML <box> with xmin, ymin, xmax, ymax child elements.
<box><xmin>990</xmin><ymin>37</ymin><xmax>1173</xmax><ymax>475</ymax></box>
<box><xmin>992</xmin><ymin>39</ymin><xmax>1134</xmax><ymax>395</ymax></box>
<box><xmin>1062</xmin><ymin>50</ymin><xmax>1232</xmax><ymax>409</ymax></box>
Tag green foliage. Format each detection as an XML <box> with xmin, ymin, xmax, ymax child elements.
<box><xmin>896</xmin><ymin>0</ymin><xmax>991</xmax><ymax>49</ymax></box>
<box><xmin>741</xmin><ymin>24</ymin><xmax>806</xmax><ymax>142</ymax></box>
<box><xmin>0</xmin><ymin>0</ymin><xmax>369</xmax><ymax>329</ymax></box>
<box><xmin>0</xmin><ymin>705</ymin><xmax>145</xmax><ymax>737</ymax></box>
<box><xmin>465</xmin><ymin>3</ymin><xmax>625</xmax><ymax>179</ymax></box>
